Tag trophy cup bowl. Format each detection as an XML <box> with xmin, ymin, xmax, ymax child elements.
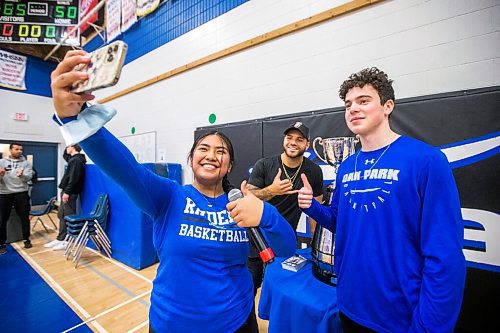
<box><xmin>313</xmin><ymin>137</ymin><xmax>357</xmax><ymax>167</ymax></box>
<box><xmin>311</xmin><ymin>136</ymin><xmax>358</xmax><ymax>286</ymax></box>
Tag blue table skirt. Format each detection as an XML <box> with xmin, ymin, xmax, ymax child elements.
<box><xmin>258</xmin><ymin>248</ymin><xmax>342</xmax><ymax>333</ymax></box>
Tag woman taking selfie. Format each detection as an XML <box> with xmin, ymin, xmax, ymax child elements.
<box><xmin>50</xmin><ymin>50</ymin><xmax>296</xmax><ymax>333</ymax></box>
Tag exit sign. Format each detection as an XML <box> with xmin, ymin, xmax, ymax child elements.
<box><xmin>14</xmin><ymin>112</ymin><xmax>28</xmax><ymax>121</ymax></box>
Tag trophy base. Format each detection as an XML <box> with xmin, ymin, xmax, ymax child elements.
<box><xmin>312</xmin><ymin>260</ymin><xmax>337</xmax><ymax>286</ymax></box>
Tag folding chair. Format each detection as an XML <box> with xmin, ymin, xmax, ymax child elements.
<box><xmin>63</xmin><ymin>194</ymin><xmax>111</xmax><ymax>268</ymax></box>
<box><xmin>31</xmin><ymin>196</ymin><xmax>57</xmax><ymax>232</ymax></box>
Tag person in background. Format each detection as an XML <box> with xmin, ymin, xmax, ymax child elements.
<box><xmin>246</xmin><ymin>122</ymin><xmax>323</xmax><ymax>295</ymax></box>
<box><xmin>50</xmin><ymin>49</ymin><xmax>296</xmax><ymax>333</ymax></box>
<box><xmin>0</xmin><ymin>143</ymin><xmax>34</xmax><ymax>254</ymax></box>
<box><xmin>298</xmin><ymin>67</ymin><xmax>466</xmax><ymax>332</ymax></box>
<box><xmin>45</xmin><ymin>144</ymin><xmax>86</xmax><ymax>251</ymax></box>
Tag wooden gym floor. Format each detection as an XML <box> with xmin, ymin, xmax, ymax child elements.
<box><xmin>4</xmin><ymin>211</ymin><xmax>269</xmax><ymax>332</ymax></box>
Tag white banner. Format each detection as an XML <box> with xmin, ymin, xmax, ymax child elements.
<box><xmin>106</xmin><ymin>0</ymin><xmax>122</xmax><ymax>41</ymax></box>
<box><xmin>0</xmin><ymin>49</ymin><xmax>27</xmax><ymax>90</ymax></box>
<box><xmin>122</xmin><ymin>0</ymin><xmax>137</xmax><ymax>33</ymax></box>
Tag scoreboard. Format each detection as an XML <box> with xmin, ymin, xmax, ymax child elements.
<box><xmin>0</xmin><ymin>0</ymin><xmax>80</xmax><ymax>45</ymax></box>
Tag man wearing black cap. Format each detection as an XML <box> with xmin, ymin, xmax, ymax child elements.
<box><xmin>247</xmin><ymin>122</ymin><xmax>323</xmax><ymax>294</ymax></box>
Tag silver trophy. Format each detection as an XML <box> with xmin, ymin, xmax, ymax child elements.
<box><xmin>311</xmin><ymin>136</ymin><xmax>358</xmax><ymax>286</ymax></box>
<box><xmin>314</xmin><ymin>136</ymin><xmax>357</xmax><ymax>169</ymax></box>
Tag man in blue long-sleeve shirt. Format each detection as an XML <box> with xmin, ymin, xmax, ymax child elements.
<box><xmin>298</xmin><ymin>67</ymin><xmax>466</xmax><ymax>332</ymax></box>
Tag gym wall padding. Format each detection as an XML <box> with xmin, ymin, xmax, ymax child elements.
<box><xmin>80</xmin><ymin>162</ymin><xmax>181</xmax><ymax>270</ymax></box>
<box><xmin>196</xmin><ymin>86</ymin><xmax>500</xmax><ymax>332</ymax></box>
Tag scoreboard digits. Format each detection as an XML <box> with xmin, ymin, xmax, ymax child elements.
<box><xmin>0</xmin><ymin>1</ymin><xmax>78</xmax><ymax>23</ymax></box>
<box><xmin>0</xmin><ymin>22</ymin><xmax>76</xmax><ymax>43</ymax></box>
<box><xmin>0</xmin><ymin>0</ymin><xmax>80</xmax><ymax>45</ymax></box>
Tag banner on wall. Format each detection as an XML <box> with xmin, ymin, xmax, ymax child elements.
<box><xmin>136</xmin><ymin>0</ymin><xmax>160</xmax><ymax>17</ymax></box>
<box><xmin>0</xmin><ymin>49</ymin><xmax>27</xmax><ymax>90</ymax></box>
<box><xmin>119</xmin><ymin>131</ymin><xmax>156</xmax><ymax>163</ymax></box>
<box><xmin>106</xmin><ymin>0</ymin><xmax>122</xmax><ymax>41</ymax></box>
<box><xmin>80</xmin><ymin>0</ymin><xmax>99</xmax><ymax>34</ymax></box>
<box><xmin>121</xmin><ymin>0</ymin><xmax>137</xmax><ymax>33</ymax></box>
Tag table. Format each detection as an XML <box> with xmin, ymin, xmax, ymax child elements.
<box><xmin>258</xmin><ymin>248</ymin><xmax>342</xmax><ymax>333</ymax></box>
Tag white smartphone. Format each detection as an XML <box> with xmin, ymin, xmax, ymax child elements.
<box><xmin>71</xmin><ymin>40</ymin><xmax>128</xmax><ymax>93</ymax></box>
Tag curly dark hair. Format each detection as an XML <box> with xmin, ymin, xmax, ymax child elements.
<box><xmin>339</xmin><ymin>67</ymin><xmax>395</xmax><ymax>105</ymax></box>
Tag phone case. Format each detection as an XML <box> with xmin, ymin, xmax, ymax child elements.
<box><xmin>71</xmin><ymin>41</ymin><xmax>128</xmax><ymax>93</ymax></box>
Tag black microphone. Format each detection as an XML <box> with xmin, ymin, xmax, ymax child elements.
<box><xmin>228</xmin><ymin>188</ymin><xmax>275</xmax><ymax>263</ymax></box>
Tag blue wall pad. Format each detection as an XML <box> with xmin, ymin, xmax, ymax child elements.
<box><xmin>85</xmin><ymin>0</ymin><xmax>248</xmax><ymax>64</ymax></box>
<box><xmin>81</xmin><ymin>163</ymin><xmax>182</xmax><ymax>269</ymax></box>
<box><xmin>0</xmin><ymin>244</ymin><xmax>92</xmax><ymax>332</ymax></box>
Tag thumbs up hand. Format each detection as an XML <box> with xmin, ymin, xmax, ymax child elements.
<box><xmin>297</xmin><ymin>173</ymin><xmax>314</xmax><ymax>209</ymax></box>
<box><xmin>226</xmin><ymin>181</ymin><xmax>264</xmax><ymax>228</ymax></box>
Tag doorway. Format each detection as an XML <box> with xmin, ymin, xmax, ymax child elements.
<box><xmin>0</xmin><ymin>140</ymin><xmax>58</xmax><ymax>205</ymax></box>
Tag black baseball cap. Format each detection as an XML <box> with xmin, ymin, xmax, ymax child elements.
<box><xmin>284</xmin><ymin>122</ymin><xmax>310</xmax><ymax>141</ymax></box>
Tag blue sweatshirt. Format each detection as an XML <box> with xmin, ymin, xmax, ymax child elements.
<box><xmin>77</xmin><ymin>126</ymin><xmax>296</xmax><ymax>332</ymax></box>
<box><xmin>304</xmin><ymin>136</ymin><xmax>465</xmax><ymax>333</ymax></box>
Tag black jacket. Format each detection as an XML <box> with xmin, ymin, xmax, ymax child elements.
<box><xmin>59</xmin><ymin>153</ymin><xmax>86</xmax><ymax>194</ymax></box>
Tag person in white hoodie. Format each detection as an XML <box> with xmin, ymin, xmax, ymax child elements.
<box><xmin>0</xmin><ymin>143</ymin><xmax>34</xmax><ymax>254</ymax></box>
